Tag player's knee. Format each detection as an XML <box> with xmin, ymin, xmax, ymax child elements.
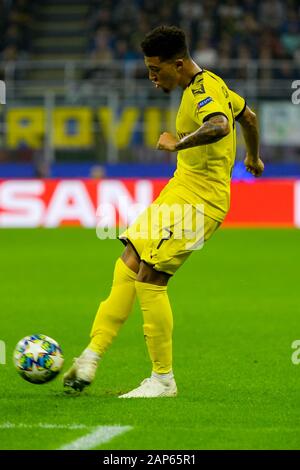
<box><xmin>137</xmin><ymin>261</ymin><xmax>170</xmax><ymax>286</ymax></box>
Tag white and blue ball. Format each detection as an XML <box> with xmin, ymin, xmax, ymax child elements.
<box><xmin>13</xmin><ymin>334</ymin><xmax>64</xmax><ymax>384</ymax></box>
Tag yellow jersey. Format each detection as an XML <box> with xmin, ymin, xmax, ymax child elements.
<box><xmin>173</xmin><ymin>69</ymin><xmax>246</xmax><ymax>222</ymax></box>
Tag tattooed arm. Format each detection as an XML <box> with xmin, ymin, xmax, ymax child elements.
<box><xmin>175</xmin><ymin>115</ymin><xmax>230</xmax><ymax>150</ymax></box>
<box><xmin>156</xmin><ymin>114</ymin><xmax>230</xmax><ymax>152</ymax></box>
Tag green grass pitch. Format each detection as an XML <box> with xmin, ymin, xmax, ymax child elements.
<box><xmin>0</xmin><ymin>227</ymin><xmax>299</xmax><ymax>450</ymax></box>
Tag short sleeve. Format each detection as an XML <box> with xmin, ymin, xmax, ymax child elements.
<box><xmin>228</xmin><ymin>89</ymin><xmax>246</xmax><ymax>120</ymax></box>
<box><xmin>192</xmin><ymin>93</ymin><xmax>228</xmax><ymax>127</ymax></box>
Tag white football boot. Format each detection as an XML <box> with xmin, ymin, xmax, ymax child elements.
<box><xmin>63</xmin><ymin>350</ymin><xmax>99</xmax><ymax>392</ymax></box>
<box><xmin>119</xmin><ymin>376</ymin><xmax>177</xmax><ymax>398</ymax></box>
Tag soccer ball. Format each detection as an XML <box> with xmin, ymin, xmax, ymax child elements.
<box><xmin>13</xmin><ymin>334</ymin><xmax>64</xmax><ymax>384</ymax></box>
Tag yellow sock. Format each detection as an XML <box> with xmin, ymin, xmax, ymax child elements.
<box><xmin>135</xmin><ymin>280</ymin><xmax>173</xmax><ymax>374</ymax></box>
<box><xmin>88</xmin><ymin>258</ymin><xmax>137</xmax><ymax>356</ymax></box>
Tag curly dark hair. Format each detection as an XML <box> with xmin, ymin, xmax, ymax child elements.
<box><xmin>140</xmin><ymin>26</ymin><xmax>189</xmax><ymax>61</ymax></box>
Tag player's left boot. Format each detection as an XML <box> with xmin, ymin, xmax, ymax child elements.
<box><xmin>118</xmin><ymin>376</ymin><xmax>177</xmax><ymax>398</ymax></box>
<box><xmin>63</xmin><ymin>350</ymin><xmax>100</xmax><ymax>392</ymax></box>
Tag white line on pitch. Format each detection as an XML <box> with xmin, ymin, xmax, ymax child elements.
<box><xmin>0</xmin><ymin>422</ymin><xmax>88</xmax><ymax>430</ymax></box>
<box><xmin>58</xmin><ymin>425</ymin><xmax>133</xmax><ymax>450</ymax></box>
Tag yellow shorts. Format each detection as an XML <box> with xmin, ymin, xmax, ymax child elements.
<box><xmin>119</xmin><ymin>182</ymin><xmax>220</xmax><ymax>275</ymax></box>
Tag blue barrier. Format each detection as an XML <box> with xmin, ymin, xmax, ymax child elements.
<box><xmin>0</xmin><ymin>162</ymin><xmax>300</xmax><ymax>179</ymax></box>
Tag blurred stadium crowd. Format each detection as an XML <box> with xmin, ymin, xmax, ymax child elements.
<box><xmin>0</xmin><ymin>0</ymin><xmax>32</xmax><ymax>65</ymax></box>
<box><xmin>88</xmin><ymin>0</ymin><xmax>300</xmax><ymax>80</ymax></box>
<box><xmin>0</xmin><ymin>0</ymin><xmax>300</xmax><ymax>78</ymax></box>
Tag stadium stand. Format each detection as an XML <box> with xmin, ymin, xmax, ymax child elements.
<box><xmin>0</xmin><ymin>0</ymin><xmax>299</xmax><ymax>175</ymax></box>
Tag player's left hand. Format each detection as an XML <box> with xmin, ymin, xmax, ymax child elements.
<box><xmin>244</xmin><ymin>154</ymin><xmax>265</xmax><ymax>177</ymax></box>
<box><xmin>157</xmin><ymin>132</ymin><xmax>178</xmax><ymax>152</ymax></box>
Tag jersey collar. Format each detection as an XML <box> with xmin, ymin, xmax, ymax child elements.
<box><xmin>187</xmin><ymin>69</ymin><xmax>203</xmax><ymax>87</ymax></box>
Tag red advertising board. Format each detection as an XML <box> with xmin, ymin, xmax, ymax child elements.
<box><xmin>0</xmin><ymin>179</ymin><xmax>298</xmax><ymax>228</ymax></box>
<box><xmin>224</xmin><ymin>180</ymin><xmax>295</xmax><ymax>227</ymax></box>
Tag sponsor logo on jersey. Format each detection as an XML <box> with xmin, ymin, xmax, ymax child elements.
<box><xmin>197</xmin><ymin>97</ymin><xmax>213</xmax><ymax>109</ymax></box>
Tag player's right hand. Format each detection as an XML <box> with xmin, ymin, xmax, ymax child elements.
<box><xmin>156</xmin><ymin>132</ymin><xmax>178</xmax><ymax>152</ymax></box>
<box><xmin>244</xmin><ymin>154</ymin><xmax>264</xmax><ymax>177</ymax></box>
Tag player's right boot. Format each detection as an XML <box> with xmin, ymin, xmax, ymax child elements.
<box><xmin>63</xmin><ymin>351</ymin><xmax>99</xmax><ymax>392</ymax></box>
<box><xmin>118</xmin><ymin>376</ymin><xmax>177</xmax><ymax>398</ymax></box>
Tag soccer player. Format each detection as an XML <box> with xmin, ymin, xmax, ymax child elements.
<box><xmin>63</xmin><ymin>26</ymin><xmax>264</xmax><ymax>398</ymax></box>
